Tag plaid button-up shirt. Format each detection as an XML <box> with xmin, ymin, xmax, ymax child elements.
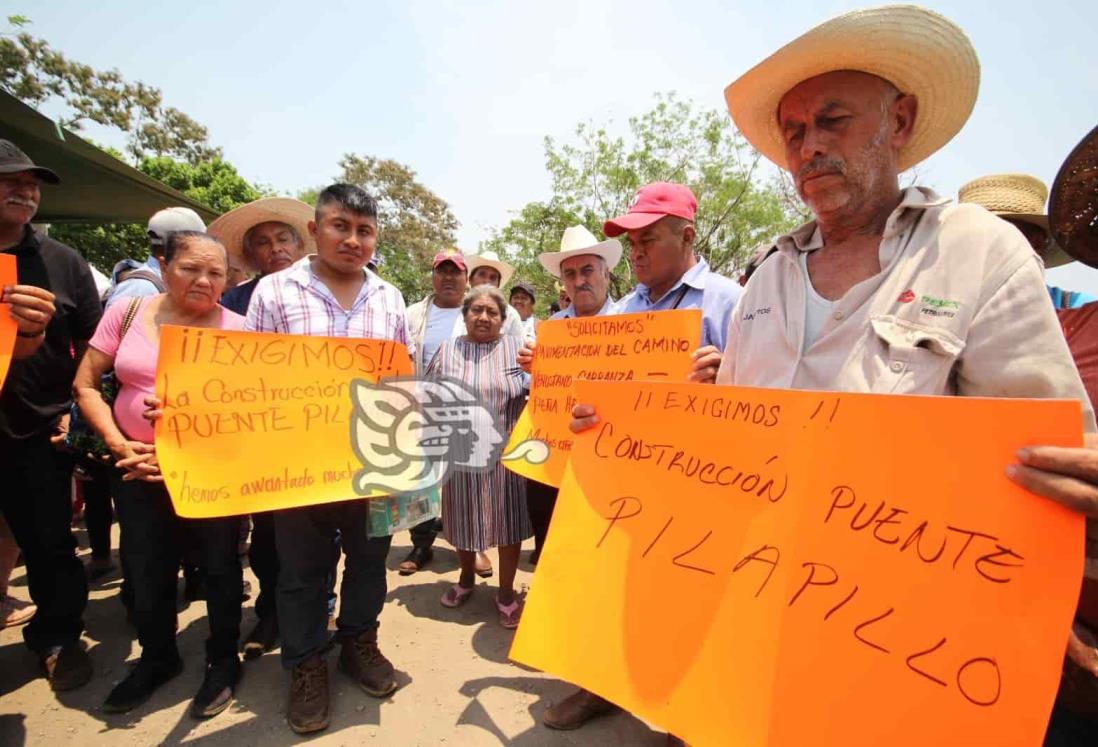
<box><xmin>245</xmin><ymin>256</ymin><xmax>413</xmax><ymax>355</ymax></box>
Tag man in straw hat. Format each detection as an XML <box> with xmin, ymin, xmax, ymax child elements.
<box><xmin>209</xmin><ymin>198</ymin><xmax>315</xmax><ymax>661</ymax></box>
<box><xmin>215</xmin><ymin>197</ymin><xmax>314</xmax><ymax>316</ymax></box>
<box><xmin>568</xmin><ymin>6</ymin><xmax>1095</xmax><ymax>742</ymax></box>
<box><xmin>465</xmin><ymin>249</ymin><xmax>526</xmax><ymax>339</ymax></box>
<box><xmin>958</xmin><ymin>173</ymin><xmax>1095</xmax><ymax>309</ymax></box>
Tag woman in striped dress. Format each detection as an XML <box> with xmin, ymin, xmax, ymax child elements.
<box><xmin>426</xmin><ymin>285</ymin><xmax>531</xmax><ymax>628</ymax></box>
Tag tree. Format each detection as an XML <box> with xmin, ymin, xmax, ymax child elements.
<box><xmin>1</xmin><ymin>15</ymin><xmax>220</xmax><ymax>164</ymax></box>
<box><xmin>51</xmin><ymin>156</ymin><xmax>265</xmax><ymax>272</ymax></box>
<box><xmin>482</xmin><ymin>93</ymin><xmax>803</xmax><ymax>311</ymax></box>
<box><xmin>307</xmin><ymin>155</ymin><xmax>460</xmax><ymax>302</ymax></box>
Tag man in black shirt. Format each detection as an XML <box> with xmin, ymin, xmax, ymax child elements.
<box><xmin>0</xmin><ymin>139</ymin><xmax>100</xmax><ymax>691</ymax></box>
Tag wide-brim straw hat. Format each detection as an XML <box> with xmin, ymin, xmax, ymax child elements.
<box><xmin>207</xmin><ymin>197</ymin><xmax>315</xmax><ymax>272</ymax></box>
<box><xmin>958</xmin><ymin>174</ymin><xmax>1071</xmax><ymax>268</ymax></box>
<box><xmin>538</xmin><ymin>225</ymin><xmax>622</xmax><ymax>279</ymax></box>
<box><xmin>466</xmin><ymin>250</ymin><xmax>515</xmax><ymax>287</ymax></box>
<box><xmin>1050</xmin><ymin>124</ymin><xmax>1098</xmax><ymax>269</ymax></box>
<box><xmin>724</xmin><ymin>5</ymin><xmax>980</xmax><ymax>172</ymax></box>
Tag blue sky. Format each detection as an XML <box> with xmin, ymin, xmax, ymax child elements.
<box><xmin>11</xmin><ymin>0</ymin><xmax>1098</xmax><ymax>290</ymax></box>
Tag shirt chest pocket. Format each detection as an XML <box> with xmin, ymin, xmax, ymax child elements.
<box><xmin>867</xmin><ymin>315</ymin><xmax>965</xmax><ymax>395</ymax></box>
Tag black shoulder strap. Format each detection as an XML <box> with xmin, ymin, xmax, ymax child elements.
<box><xmin>669</xmin><ymin>282</ymin><xmax>691</xmax><ymax>310</ymax></box>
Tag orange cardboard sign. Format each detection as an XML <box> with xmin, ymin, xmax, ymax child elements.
<box><xmin>0</xmin><ymin>254</ymin><xmax>19</xmax><ymax>392</ymax></box>
<box><xmin>154</xmin><ymin>326</ymin><xmax>412</xmax><ymax>518</ymax></box>
<box><xmin>511</xmin><ymin>380</ymin><xmax>1086</xmax><ymax>747</ymax></box>
<box><xmin>504</xmin><ymin>309</ymin><xmax>700</xmax><ymax>486</ymax></box>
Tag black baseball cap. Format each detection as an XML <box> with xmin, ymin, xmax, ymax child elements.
<box><xmin>509</xmin><ymin>282</ymin><xmax>536</xmax><ymax>301</ymax></box>
<box><xmin>0</xmin><ymin>139</ymin><xmax>60</xmax><ymax>184</ymax></box>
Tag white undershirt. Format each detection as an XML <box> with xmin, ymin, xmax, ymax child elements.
<box><xmin>800</xmin><ymin>250</ymin><xmax>835</xmax><ymax>352</ymax></box>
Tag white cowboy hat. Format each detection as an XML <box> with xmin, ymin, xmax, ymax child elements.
<box><xmin>958</xmin><ymin>174</ymin><xmax>1071</xmax><ymax>268</ymax></box>
<box><xmin>537</xmin><ymin>226</ymin><xmax>623</xmax><ymax>279</ymax></box>
<box><xmin>724</xmin><ymin>5</ymin><xmax>979</xmax><ymax>172</ymax></box>
<box><xmin>207</xmin><ymin>197</ymin><xmax>315</xmax><ymax>272</ymax></box>
<box><xmin>466</xmin><ymin>250</ymin><xmax>515</xmax><ymax>287</ymax></box>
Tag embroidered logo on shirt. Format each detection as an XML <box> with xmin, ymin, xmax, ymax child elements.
<box><xmin>897</xmin><ymin>290</ymin><xmax>916</xmax><ymax>303</ymax></box>
<box><xmin>918</xmin><ymin>294</ymin><xmax>962</xmax><ymax>319</ymax></box>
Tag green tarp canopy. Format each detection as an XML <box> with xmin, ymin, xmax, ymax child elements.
<box><xmin>0</xmin><ymin>90</ymin><xmax>219</xmax><ymax>224</ymax></box>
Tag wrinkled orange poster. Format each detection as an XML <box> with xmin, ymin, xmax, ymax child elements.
<box><xmin>155</xmin><ymin>327</ymin><xmax>412</xmax><ymax>518</ymax></box>
<box><xmin>0</xmin><ymin>254</ymin><xmax>18</xmax><ymax>391</ymax></box>
<box><xmin>504</xmin><ymin>309</ymin><xmax>700</xmax><ymax>486</ymax></box>
<box><xmin>511</xmin><ymin>380</ymin><xmax>1085</xmax><ymax>747</ymax></box>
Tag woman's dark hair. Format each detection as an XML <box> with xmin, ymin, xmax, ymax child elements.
<box><xmin>462</xmin><ymin>284</ymin><xmax>507</xmax><ymax>318</ymax></box>
<box><xmin>163</xmin><ymin>231</ymin><xmax>228</xmax><ymax>265</ymax></box>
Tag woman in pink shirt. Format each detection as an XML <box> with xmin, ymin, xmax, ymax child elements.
<box><xmin>74</xmin><ymin>231</ymin><xmax>245</xmax><ymax>718</ymax></box>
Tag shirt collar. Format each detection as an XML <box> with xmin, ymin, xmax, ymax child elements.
<box><xmin>3</xmin><ymin>224</ymin><xmax>40</xmax><ymax>256</ymax></box>
<box><xmin>777</xmin><ymin>187</ymin><xmax>948</xmax><ymax>255</ymax></box>
<box><xmin>554</xmin><ymin>295</ymin><xmax>616</xmax><ymax>319</ymax></box>
<box><xmin>635</xmin><ymin>258</ymin><xmax>711</xmax><ymax>303</ymax></box>
<box><xmin>286</xmin><ymin>255</ymin><xmax>376</xmax><ymax>291</ymax></box>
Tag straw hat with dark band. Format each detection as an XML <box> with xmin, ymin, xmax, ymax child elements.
<box><xmin>207</xmin><ymin>197</ymin><xmax>315</xmax><ymax>272</ymax></box>
<box><xmin>1050</xmin><ymin>124</ymin><xmax>1098</xmax><ymax>269</ymax></box>
<box><xmin>958</xmin><ymin>174</ymin><xmax>1072</xmax><ymax>268</ymax></box>
<box><xmin>724</xmin><ymin>5</ymin><xmax>980</xmax><ymax>172</ymax></box>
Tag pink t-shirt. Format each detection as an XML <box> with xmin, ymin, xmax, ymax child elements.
<box><xmin>88</xmin><ymin>297</ymin><xmax>245</xmax><ymax>442</ymax></box>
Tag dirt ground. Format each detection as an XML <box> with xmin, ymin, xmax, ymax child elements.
<box><xmin>0</xmin><ymin>523</ymin><xmax>661</xmax><ymax>746</ymax></box>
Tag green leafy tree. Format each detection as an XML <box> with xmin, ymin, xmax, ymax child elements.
<box><xmin>52</xmin><ymin>156</ymin><xmax>264</xmax><ymax>272</ymax></box>
<box><xmin>483</xmin><ymin>93</ymin><xmax>803</xmax><ymax>311</ymax></box>
<box><xmin>1</xmin><ymin>15</ymin><xmax>220</xmax><ymax>164</ymax></box>
<box><xmin>306</xmin><ymin>155</ymin><xmax>460</xmax><ymax>302</ymax></box>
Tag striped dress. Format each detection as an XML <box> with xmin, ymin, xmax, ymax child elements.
<box><xmin>426</xmin><ymin>335</ymin><xmax>532</xmax><ymax>551</ymax></box>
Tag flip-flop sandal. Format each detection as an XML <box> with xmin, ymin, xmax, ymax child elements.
<box><xmin>475</xmin><ymin>553</ymin><xmax>494</xmax><ymax>578</ymax></box>
<box><xmin>496</xmin><ymin>596</ymin><xmax>523</xmax><ymax>629</ymax></box>
<box><xmin>440</xmin><ymin>583</ymin><xmax>475</xmax><ymax>608</ymax></box>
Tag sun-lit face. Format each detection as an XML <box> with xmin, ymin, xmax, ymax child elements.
<box><xmin>470</xmin><ymin>266</ymin><xmax>502</xmax><ymax>287</ymax></box>
<box><xmin>433</xmin><ymin>261</ymin><xmax>467</xmax><ymax>307</ymax></box>
<box><xmin>164</xmin><ymin>237</ymin><xmax>228</xmax><ymax>313</ymax></box>
<box><xmin>560</xmin><ymin>254</ymin><xmax>609</xmax><ymax>317</ymax></box>
<box><xmin>310</xmin><ymin>204</ymin><xmax>377</xmax><ymax>276</ymax></box>
<box><xmin>509</xmin><ymin>289</ymin><xmax>535</xmax><ymax>320</ymax></box>
<box><xmin>778</xmin><ymin>70</ymin><xmax>915</xmax><ymax>223</ymax></box>
<box><xmin>464</xmin><ymin>293</ymin><xmax>504</xmax><ymax>342</ymax></box>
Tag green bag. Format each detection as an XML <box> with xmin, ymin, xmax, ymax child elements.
<box><xmin>367</xmin><ymin>487</ymin><xmax>442</xmax><ymax>538</ymax></box>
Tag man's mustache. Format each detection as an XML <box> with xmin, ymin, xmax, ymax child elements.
<box><xmin>798</xmin><ymin>157</ymin><xmax>846</xmax><ymax>181</ymax></box>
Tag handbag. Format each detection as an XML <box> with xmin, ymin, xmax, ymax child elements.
<box><xmin>65</xmin><ymin>297</ymin><xmax>142</xmax><ymax>462</ymax></box>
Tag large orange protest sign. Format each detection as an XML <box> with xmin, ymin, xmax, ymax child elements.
<box><xmin>504</xmin><ymin>309</ymin><xmax>700</xmax><ymax>486</ymax></box>
<box><xmin>0</xmin><ymin>254</ymin><xmax>18</xmax><ymax>391</ymax></box>
<box><xmin>511</xmin><ymin>381</ymin><xmax>1086</xmax><ymax>747</ymax></box>
<box><xmin>155</xmin><ymin>326</ymin><xmax>413</xmax><ymax>518</ymax></box>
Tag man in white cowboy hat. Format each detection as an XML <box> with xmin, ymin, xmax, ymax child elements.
<box><xmin>105</xmin><ymin>206</ymin><xmax>207</xmax><ymax>308</ymax></box>
<box><xmin>208</xmin><ymin>197</ymin><xmax>316</xmax><ymax>661</ymax></box>
<box><xmin>568</xmin><ymin>6</ymin><xmax>1095</xmax><ymax>742</ymax></box>
<box><xmin>465</xmin><ymin>249</ymin><xmax>525</xmax><ymax>338</ymax></box>
<box><xmin>214</xmin><ymin>197</ymin><xmax>314</xmax><ymax>316</ymax></box>
<box><xmin>958</xmin><ymin>173</ymin><xmax>1096</xmax><ymax>310</ymax></box>
<box><xmin>523</xmin><ymin>214</ymin><xmax>735</xmax><ymax>735</ymax></box>
<box><xmin>539</xmin><ymin>225</ymin><xmax>620</xmax><ymax>320</ymax></box>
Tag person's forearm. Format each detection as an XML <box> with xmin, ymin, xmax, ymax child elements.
<box><xmin>11</xmin><ymin>330</ymin><xmax>44</xmax><ymax>359</ymax></box>
<box><xmin>74</xmin><ymin>388</ymin><xmax>128</xmax><ymax>450</ymax></box>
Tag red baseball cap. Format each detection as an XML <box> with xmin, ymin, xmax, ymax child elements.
<box><xmin>603</xmin><ymin>182</ymin><xmax>697</xmax><ymax>237</ymax></box>
<box><xmin>432</xmin><ymin>248</ymin><xmax>467</xmax><ymax>271</ymax></box>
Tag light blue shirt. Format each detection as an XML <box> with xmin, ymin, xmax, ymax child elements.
<box><xmin>549</xmin><ymin>296</ymin><xmax>616</xmax><ymax>320</ymax></box>
<box><xmin>422</xmin><ymin>303</ymin><xmax>462</xmax><ymax>372</ymax></box>
<box><xmin>105</xmin><ymin>255</ymin><xmax>162</xmax><ymax>309</ymax></box>
<box><xmin>612</xmin><ymin>258</ymin><xmax>741</xmax><ymax>351</ymax></box>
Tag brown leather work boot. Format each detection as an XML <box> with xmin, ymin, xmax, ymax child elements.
<box><xmin>338</xmin><ymin>628</ymin><xmax>397</xmax><ymax>698</ymax></box>
<box><xmin>42</xmin><ymin>642</ymin><xmax>93</xmax><ymax>692</ymax></box>
<box><xmin>287</xmin><ymin>655</ymin><xmax>329</xmax><ymax>734</ymax></box>
<box><xmin>542</xmin><ymin>687</ymin><xmax>620</xmax><ymax>730</ymax></box>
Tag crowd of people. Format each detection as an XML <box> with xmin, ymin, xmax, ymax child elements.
<box><xmin>0</xmin><ymin>4</ymin><xmax>1096</xmax><ymax>745</ymax></box>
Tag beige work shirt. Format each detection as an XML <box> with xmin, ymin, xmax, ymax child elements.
<box><xmin>717</xmin><ymin>187</ymin><xmax>1097</xmax><ymax>577</ymax></box>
